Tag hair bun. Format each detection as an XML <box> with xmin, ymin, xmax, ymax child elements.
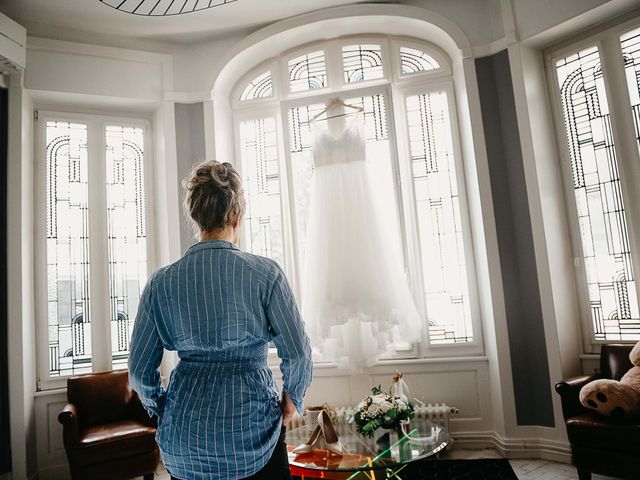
<box><xmin>183</xmin><ymin>160</ymin><xmax>246</xmax><ymax>237</ymax></box>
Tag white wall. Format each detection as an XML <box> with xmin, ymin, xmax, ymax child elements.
<box><xmin>513</xmin><ymin>0</ymin><xmax>612</xmax><ymax>41</ymax></box>
<box><xmin>34</xmin><ymin>392</ymin><xmax>68</xmax><ymax>480</ymax></box>
<box><xmin>7</xmin><ymin>71</ymin><xmax>37</xmax><ymax>480</ymax></box>
<box><xmin>170</xmin><ymin>29</ymin><xmax>253</xmax><ymax>97</ymax></box>
<box><xmin>401</xmin><ymin>0</ymin><xmax>504</xmax><ymax>46</ymax></box>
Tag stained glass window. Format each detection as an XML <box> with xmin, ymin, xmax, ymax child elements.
<box><xmin>287</xmin><ymin>102</ymin><xmax>325</xmax><ymax>264</ymax></box>
<box><xmin>240</xmin><ymin>70</ymin><xmax>273</xmax><ymax>101</ymax></box>
<box><xmin>46</xmin><ymin>121</ymin><xmax>92</xmax><ymax>376</ymax></box>
<box><xmin>556</xmin><ymin>46</ymin><xmax>640</xmax><ymax>341</ymax></box>
<box><xmin>342</xmin><ymin>44</ymin><xmax>384</xmax><ymax>83</ymax></box>
<box><xmin>239</xmin><ymin>117</ymin><xmax>284</xmax><ymax>265</ymax></box>
<box><xmin>288</xmin><ymin>50</ymin><xmax>327</xmax><ymax>93</ymax></box>
<box><xmin>622</xmin><ymin>27</ymin><xmax>640</xmax><ymax>161</ymax></box>
<box><xmin>400</xmin><ymin>47</ymin><xmax>440</xmax><ymax>75</ymax></box>
<box><xmin>406</xmin><ymin>91</ymin><xmax>473</xmax><ymax>344</ymax></box>
<box><xmin>105</xmin><ymin>125</ymin><xmax>148</xmax><ymax>370</ymax></box>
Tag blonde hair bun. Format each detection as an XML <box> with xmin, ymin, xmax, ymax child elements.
<box><xmin>183</xmin><ymin>160</ymin><xmax>245</xmax><ymax>237</ymax></box>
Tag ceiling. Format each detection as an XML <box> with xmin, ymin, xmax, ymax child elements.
<box><xmin>0</xmin><ymin>0</ymin><xmax>383</xmax><ymax>43</ymax></box>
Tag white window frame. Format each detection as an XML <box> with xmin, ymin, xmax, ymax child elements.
<box><xmin>35</xmin><ymin>110</ymin><xmax>156</xmax><ymax>391</ymax></box>
<box><xmin>392</xmin><ymin>80</ymin><xmax>483</xmax><ymax>357</ymax></box>
<box><xmin>392</xmin><ymin>36</ymin><xmax>452</xmax><ymax>81</ymax></box>
<box><xmin>232</xmin><ymin>35</ymin><xmax>483</xmax><ymax>359</ymax></box>
<box><xmin>231</xmin><ymin>58</ymin><xmax>280</xmax><ymax>107</ymax></box>
<box><xmin>546</xmin><ymin>16</ymin><xmax>640</xmax><ymax>353</ymax></box>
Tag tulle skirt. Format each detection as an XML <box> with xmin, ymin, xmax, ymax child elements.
<box><xmin>301</xmin><ymin>159</ymin><xmax>421</xmax><ymax>369</ymax></box>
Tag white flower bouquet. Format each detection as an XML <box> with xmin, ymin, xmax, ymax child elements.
<box><xmin>352</xmin><ymin>385</ymin><xmax>414</xmax><ymax>437</ymax></box>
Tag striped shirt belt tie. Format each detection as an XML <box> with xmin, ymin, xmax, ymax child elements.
<box><xmin>175</xmin><ymin>358</ymin><xmax>267</xmax><ymax>372</ymax></box>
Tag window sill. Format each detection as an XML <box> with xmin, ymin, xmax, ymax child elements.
<box><xmin>376</xmin><ymin>355</ymin><xmax>488</xmax><ymax>366</ymax></box>
<box><xmin>34</xmin><ymin>387</ymin><xmax>66</xmax><ymax>397</ymax></box>
<box><xmin>267</xmin><ymin>355</ymin><xmax>488</xmax><ymax>372</ymax></box>
<box><xmin>33</xmin><ymin>356</ymin><xmax>490</xmax><ymax>395</ymax></box>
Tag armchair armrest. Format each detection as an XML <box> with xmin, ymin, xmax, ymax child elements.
<box><xmin>130</xmin><ymin>392</ymin><xmax>157</xmax><ymax>428</ymax></box>
<box><xmin>555</xmin><ymin>374</ymin><xmax>599</xmax><ymax>421</ymax></box>
<box><xmin>58</xmin><ymin>403</ymin><xmax>80</xmax><ymax>451</ymax></box>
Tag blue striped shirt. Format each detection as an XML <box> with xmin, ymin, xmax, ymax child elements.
<box><xmin>129</xmin><ymin>240</ymin><xmax>313</xmax><ymax>480</ymax></box>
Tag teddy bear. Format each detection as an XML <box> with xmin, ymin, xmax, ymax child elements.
<box><xmin>579</xmin><ymin>340</ymin><xmax>640</xmax><ymax>418</ymax></box>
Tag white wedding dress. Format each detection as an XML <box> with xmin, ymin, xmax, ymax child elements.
<box><xmin>301</xmin><ymin>112</ymin><xmax>421</xmax><ymax>369</ymax></box>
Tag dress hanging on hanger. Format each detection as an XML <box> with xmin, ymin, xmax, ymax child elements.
<box><xmin>301</xmin><ymin>100</ymin><xmax>421</xmax><ymax>370</ymax></box>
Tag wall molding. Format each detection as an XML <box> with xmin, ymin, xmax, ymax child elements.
<box><xmin>32</xmin><ymin>464</ymin><xmax>68</xmax><ymax>480</ymax></box>
<box><xmin>26</xmin><ymin>36</ymin><xmax>174</xmax><ymax>100</ymax></box>
<box><xmin>453</xmin><ymin>431</ymin><xmax>572</xmax><ymax>464</ymax></box>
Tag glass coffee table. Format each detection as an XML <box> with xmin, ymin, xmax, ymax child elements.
<box><xmin>286</xmin><ymin>417</ymin><xmax>450</xmax><ymax>479</ymax></box>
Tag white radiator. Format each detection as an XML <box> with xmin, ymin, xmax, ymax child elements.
<box><xmin>413</xmin><ymin>403</ymin><xmax>459</xmax><ymax>431</ymax></box>
<box><xmin>289</xmin><ymin>402</ymin><xmax>458</xmax><ymax>431</ymax></box>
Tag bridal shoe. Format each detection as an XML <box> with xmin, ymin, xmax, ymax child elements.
<box><xmin>292</xmin><ymin>424</ymin><xmax>323</xmax><ymax>454</ymax></box>
<box><xmin>318</xmin><ymin>410</ymin><xmax>343</xmax><ymax>455</ymax></box>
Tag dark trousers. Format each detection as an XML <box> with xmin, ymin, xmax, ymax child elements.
<box><xmin>170</xmin><ymin>426</ymin><xmax>291</xmax><ymax>480</ymax></box>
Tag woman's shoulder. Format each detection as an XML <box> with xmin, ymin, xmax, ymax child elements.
<box><xmin>145</xmin><ymin>264</ymin><xmax>172</xmax><ymax>286</ymax></box>
<box><xmin>234</xmin><ymin>250</ymin><xmax>283</xmax><ymax>280</ymax></box>
<box><xmin>144</xmin><ymin>250</ymin><xmax>283</xmax><ymax>288</ymax></box>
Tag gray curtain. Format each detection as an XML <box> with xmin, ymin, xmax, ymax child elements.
<box><xmin>475</xmin><ymin>51</ymin><xmax>554</xmax><ymax>427</ymax></box>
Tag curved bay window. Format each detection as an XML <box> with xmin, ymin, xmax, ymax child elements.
<box><xmin>232</xmin><ymin>36</ymin><xmax>481</xmax><ymax>356</ymax></box>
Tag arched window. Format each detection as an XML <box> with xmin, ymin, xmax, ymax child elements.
<box><xmin>231</xmin><ymin>35</ymin><xmax>479</xmax><ymax>356</ymax></box>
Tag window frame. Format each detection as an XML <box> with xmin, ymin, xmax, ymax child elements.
<box><xmin>393</xmin><ymin>80</ymin><xmax>483</xmax><ymax>357</ymax></box>
<box><xmin>232</xmin><ymin>34</ymin><xmax>484</xmax><ymax>360</ymax></box>
<box><xmin>392</xmin><ymin>37</ymin><xmax>451</xmax><ymax>81</ymax></box>
<box><xmin>545</xmin><ymin>18</ymin><xmax>640</xmax><ymax>353</ymax></box>
<box><xmin>35</xmin><ymin>110</ymin><xmax>156</xmax><ymax>391</ymax></box>
<box><xmin>231</xmin><ymin>58</ymin><xmax>280</xmax><ymax>106</ymax></box>
<box><xmin>232</xmin><ymin>106</ymin><xmax>295</xmax><ymax>279</ymax></box>
<box><xmin>282</xmin><ymin>43</ymin><xmax>333</xmax><ymax>97</ymax></box>
<box><xmin>335</xmin><ymin>36</ymin><xmax>391</xmax><ymax>86</ymax></box>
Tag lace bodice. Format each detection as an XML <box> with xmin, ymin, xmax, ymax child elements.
<box><xmin>311</xmin><ymin>114</ymin><xmax>366</xmax><ymax>167</ymax></box>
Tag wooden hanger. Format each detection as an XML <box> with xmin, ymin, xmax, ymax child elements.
<box><xmin>311</xmin><ymin>97</ymin><xmax>364</xmax><ymax>122</ymax></box>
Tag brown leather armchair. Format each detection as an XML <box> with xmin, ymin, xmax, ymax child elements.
<box><xmin>555</xmin><ymin>344</ymin><xmax>640</xmax><ymax>480</ymax></box>
<box><xmin>58</xmin><ymin>370</ymin><xmax>160</xmax><ymax>480</ymax></box>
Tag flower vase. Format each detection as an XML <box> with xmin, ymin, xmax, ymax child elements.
<box><xmin>375</xmin><ymin>428</ymin><xmax>393</xmax><ymax>454</ymax></box>
<box><xmin>374</xmin><ymin>425</ymin><xmax>402</xmax><ymax>452</ymax></box>
<box><xmin>375</xmin><ymin>423</ymin><xmax>412</xmax><ymax>459</ymax></box>
<box><xmin>396</xmin><ymin>423</ymin><xmax>412</xmax><ymax>462</ymax></box>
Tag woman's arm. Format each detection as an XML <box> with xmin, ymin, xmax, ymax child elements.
<box><xmin>265</xmin><ymin>264</ymin><xmax>313</xmax><ymax>415</ymax></box>
<box><xmin>129</xmin><ymin>275</ymin><xmax>166</xmax><ymax>418</ymax></box>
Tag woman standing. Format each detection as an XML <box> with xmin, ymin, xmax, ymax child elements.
<box><xmin>129</xmin><ymin>161</ymin><xmax>313</xmax><ymax>480</ymax></box>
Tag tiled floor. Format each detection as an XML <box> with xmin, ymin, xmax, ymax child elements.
<box><xmin>151</xmin><ymin>448</ymin><xmax>621</xmax><ymax>479</ymax></box>
<box><xmin>509</xmin><ymin>458</ymin><xmax>619</xmax><ymax>480</ymax></box>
